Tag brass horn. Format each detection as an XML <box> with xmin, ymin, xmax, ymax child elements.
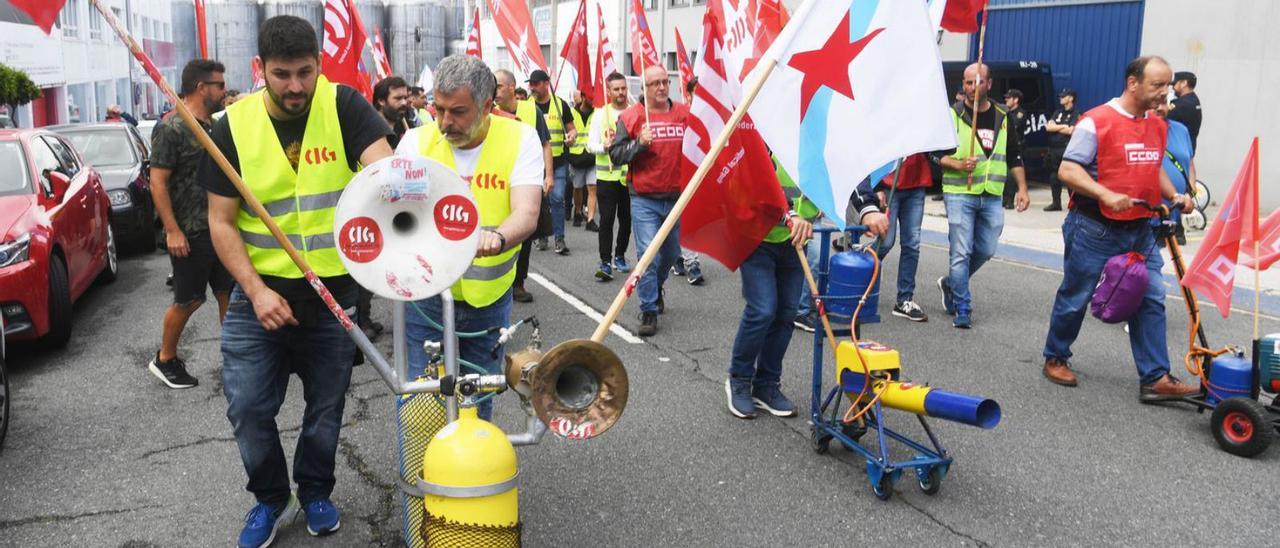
<box><xmin>510</xmin><ymin>339</ymin><xmax>628</xmax><ymax>440</ymax></box>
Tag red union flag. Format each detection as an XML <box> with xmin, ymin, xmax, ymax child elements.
<box><xmin>678</xmin><ymin>7</ymin><xmax>787</xmax><ymax>270</ymax></box>
<box><xmin>556</xmin><ymin>0</ymin><xmax>593</xmax><ymax>101</ymax></box>
<box><xmin>931</xmin><ymin>0</ymin><xmax>985</xmax><ymax>33</ymax></box>
<box><xmin>1184</xmin><ymin>138</ymin><xmax>1260</xmax><ymax>318</ymax></box>
<box><xmin>487</xmin><ymin>0</ymin><xmax>547</xmax><ymax>77</ymax></box>
<box><xmin>629</xmin><ymin>0</ymin><xmax>661</xmax><ymax>75</ymax></box>
<box><xmin>705</xmin><ymin>0</ymin><xmax>788</xmax><ymax>101</ymax></box>
<box><xmin>323</xmin><ymin>0</ymin><xmax>370</xmax><ymax>95</ymax></box>
<box><xmin>12</xmin><ymin>0</ymin><xmax>66</xmax><ymax>34</ymax></box>
<box><xmin>593</xmin><ymin>1</ymin><xmax>618</xmax><ymax>107</ymax></box>
<box><xmin>250</xmin><ymin>57</ymin><xmax>266</xmax><ymax>90</ymax></box>
<box><xmin>371</xmin><ymin>28</ymin><xmax>393</xmax><ymax>80</ymax></box>
<box><xmin>674</xmin><ymin>27</ymin><xmax>695</xmax><ymax>95</ymax></box>
<box><xmin>466</xmin><ymin>7</ymin><xmax>482</xmax><ymax>58</ymax></box>
<box><xmin>1244</xmin><ymin>208</ymin><xmax>1280</xmax><ymax>271</ymax></box>
<box><xmin>195</xmin><ymin>0</ymin><xmax>209</xmax><ymax>58</ymax></box>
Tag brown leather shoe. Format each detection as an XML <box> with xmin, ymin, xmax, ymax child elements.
<box><xmin>1139</xmin><ymin>374</ymin><xmax>1200</xmax><ymax>402</ymax></box>
<box><xmin>1043</xmin><ymin>357</ymin><xmax>1078</xmax><ymax>387</ymax></box>
<box><xmin>512</xmin><ymin>286</ymin><xmax>533</xmax><ymax>303</ymax></box>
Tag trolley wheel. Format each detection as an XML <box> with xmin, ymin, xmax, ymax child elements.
<box><xmin>918</xmin><ymin>466</ymin><xmax>943</xmax><ymax>495</ymax></box>
<box><xmin>1182</xmin><ymin>209</ymin><xmax>1207</xmax><ymax>232</ymax></box>
<box><xmin>1210</xmin><ymin>397</ymin><xmax>1275</xmax><ymax>458</ymax></box>
<box><xmin>1192</xmin><ymin>180</ymin><xmax>1211</xmax><ymax>212</ymax></box>
<box><xmin>810</xmin><ymin>426</ymin><xmax>832</xmax><ymax>454</ymax></box>
<box><xmin>871</xmin><ymin>472</ymin><xmax>894</xmax><ymax>501</ymax></box>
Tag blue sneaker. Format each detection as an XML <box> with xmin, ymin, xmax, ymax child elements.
<box><xmin>953</xmin><ymin>310</ymin><xmax>972</xmax><ymax>329</ymax></box>
<box><xmin>937</xmin><ymin>277</ymin><xmax>956</xmax><ymax>316</ymax></box>
<box><xmin>238</xmin><ymin>495</ymin><xmax>299</xmax><ymax>548</ymax></box>
<box><xmin>687</xmin><ymin>261</ymin><xmax>705</xmax><ymax>286</ymax></box>
<box><xmin>725</xmin><ymin>378</ymin><xmax>756</xmax><ymax>419</ymax></box>
<box><xmin>613</xmin><ymin>256</ymin><xmax>631</xmax><ymax>273</ymax></box>
<box><xmin>671</xmin><ymin>257</ymin><xmax>687</xmax><ymax>276</ymax></box>
<box><xmin>595</xmin><ymin>261</ymin><xmax>614</xmax><ymax>282</ymax></box>
<box><xmin>752</xmin><ymin>383</ymin><xmax>797</xmax><ymax>417</ymax></box>
<box><xmin>302</xmin><ymin>498</ymin><xmax>341</xmax><ymax>536</ymax></box>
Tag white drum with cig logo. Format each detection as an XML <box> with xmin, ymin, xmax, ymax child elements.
<box><xmin>333</xmin><ymin>154</ymin><xmax>479</xmax><ymax>301</ymax></box>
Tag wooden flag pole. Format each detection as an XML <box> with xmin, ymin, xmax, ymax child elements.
<box><xmin>590</xmin><ymin>58</ymin><xmax>780</xmax><ymax>342</ymax></box>
<box><xmin>87</xmin><ymin>0</ymin><xmax>357</xmax><ymax>331</ymax></box>
<box><xmin>1254</xmin><ymin>139</ymin><xmax>1262</xmax><ymax>341</ymax></box>
<box><xmin>966</xmin><ymin>1</ymin><xmax>990</xmax><ymax>190</ymax></box>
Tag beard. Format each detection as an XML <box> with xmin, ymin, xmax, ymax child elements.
<box><xmin>267</xmin><ymin>85</ymin><xmax>311</xmax><ymax>116</ymax></box>
<box><xmin>381</xmin><ymin>104</ymin><xmax>405</xmax><ymax>126</ymax></box>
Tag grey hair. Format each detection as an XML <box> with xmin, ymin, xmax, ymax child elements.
<box><xmin>434</xmin><ymin>54</ymin><xmax>496</xmax><ymax>106</ymax></box>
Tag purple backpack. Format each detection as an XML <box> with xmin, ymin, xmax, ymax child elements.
<box><xmin>1091</xmin><ymin>252</ymin><xmax>1149</xmax><ymax>324</ymax></box>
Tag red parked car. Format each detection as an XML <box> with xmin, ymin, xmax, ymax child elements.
<box><xmin>0</xmin><ymin>128</ymin><xmax>116</xmax><ymax>349</ymax></box>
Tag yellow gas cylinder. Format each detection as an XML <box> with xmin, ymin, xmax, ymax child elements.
<box><xmin>419</xmin><ymin>406</ymin><xmax>521</xmax><ymax>546</ymax></box>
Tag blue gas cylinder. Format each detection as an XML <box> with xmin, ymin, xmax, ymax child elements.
<box><xmin>826</xmin><ymin>249</ymin><xmax>880</xmax><ymax>323</ymax></box>
<box><xmin>1207</xmin><ymin>353</ymin><xmax>1253</xmax><ymax>404</ymax></box>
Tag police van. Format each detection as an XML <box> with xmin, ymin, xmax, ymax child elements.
<box><xmin>941</xmin><ymin>60</ymin><xmax>1057</xmax><ymax>183</ymax></box>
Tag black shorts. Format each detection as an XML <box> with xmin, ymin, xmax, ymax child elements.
<box><xmin>171</xmin><ymin>231</ymin><xmax>233</xmax><ymax>305</ymax></box>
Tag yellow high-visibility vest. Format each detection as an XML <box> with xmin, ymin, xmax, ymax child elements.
<box><xmin>417</xmin><ymin>115</ymin><xmax>524</xmax><ymax>307</ymax></box>
<box><xmin>227</xmin><ymin>75</ymin><xmax>353</xmax><ymax>278</ymax></box>
<box><xmin>943</xmin><ymin>105</ymin><xmax>1010</xmax><ymax>197</ymax></box>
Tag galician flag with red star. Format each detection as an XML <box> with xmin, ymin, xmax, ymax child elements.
<box><xmin>747</xmin><ymin>0</ymin><xmax>955</xmax><ymax>225</ymax></box>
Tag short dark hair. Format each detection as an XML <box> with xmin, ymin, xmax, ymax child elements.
<box><xmin>606</xmin><ymin>71</ymin><xmax>626</xmax><ymax>85</ymax></box>
<box><xmin>1124</xmin><ymin>55</ymin><xmax>1168</xmax><ymax>83</ymax></box>
<box><xmin>1174</xmin><ymin>71</ymin><xmax>1197</xmax><ymax>88</ymax></box>
<box><xmin>373</xmin><ymin>76</ymin><xmax>409</xmax><ymax>106</ymax></box>
<box><xmin>258</xmin><ymin>15</ymin><xmax>319</xmax><ymax>64</ymax></box>
<box><xmin>180</xmin><ymin>59</ymin><xmax>226</xmax><ymax>96</ymax></box>
<box><xmin>409</xmin><ymin>86</ymin><xmax>425</xmax><ymax>96</ymax></box>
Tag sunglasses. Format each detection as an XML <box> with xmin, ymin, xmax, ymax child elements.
<box><xmin>203</xmin><ymin>81</ymin><xmax>226</xmax><ymax>89</ymax></box>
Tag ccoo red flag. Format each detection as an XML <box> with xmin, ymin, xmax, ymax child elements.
<box><xmin>12</xmin><ymin>0</ymin><xmax>65</xmax><ymax>35</ymax></box>
<box><xmin>1243</xmin><ymin>207</ymin><xmax>1280</xmax><ymax>271</ymax></box>
<box><xmin>1183</xmin><ymin>138</ymin><xmax>1261</xmax><ymax>318</ymax></box>
<box><xmin>487</xmin><ymin>0</ymin><xmax>547</xmax><ymax>76</ymax></box>
<box><xmin>593</xmin><ymin>1</ymin><xmax>618</xmax><ymax>107</ymax></box>
<box><xmin>322</xmin><ymin>0</ymin><xmax>371</xmax><ymax>98</ymax></box>
<box><xmin>674</xmin><ymin>28</ymin><xmax>695</xmax><ymax>97</ymax></box>
<box><xmin>195</xmin><ymin>0</ymin><xmax>209</xmax><ymax>59</ymax></box>
<box><xmin>371</xmin><ymin>28</ymin><xmax>393</xmax><ymax>80</ymax></box>
<box><xmin>940</xmin><ymin>0</ymin><xmax>986</xmax><ymax>33</ymax></box>
<box><xmin>628</xmin><ymin>0</ymin><xmax>662</xmax><ymax>76</ymax></box>
<box><xmin>557</xmin><ymin>0</ymin><xmax>593</xmax><ymax>102</ymax></box>
<box><xmin>678</xmin><ymin>8</ymin><xmax>788</xmax><ymax>270</ymax></box>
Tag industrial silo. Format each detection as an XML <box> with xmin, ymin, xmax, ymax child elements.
<box><xmin>170</xmin><ymin>0</ymin><xmax>200</xmax><ymax>67</ymax></box>
<box><xmin>388</xmin><ymin>0</ymin><xmax>449</xmax><ymax>81</ymax></box>
<box><xmin>206</xmin><ymin>0</ymin><xmax>262</xmax><ymax>92</ymax></box>
<box><xmin>261</xmin><ymin>0</ymin><xmax>325</xmax><ymax>47</ymax></box>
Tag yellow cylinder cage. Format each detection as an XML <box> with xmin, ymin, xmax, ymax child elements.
<box><xmin>227</xmin><ymin>75</ymin><xmax>354</xmax><ymax>278</ymax></box>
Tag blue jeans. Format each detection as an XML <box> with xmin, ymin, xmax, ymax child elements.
<box><xmin>631</xmin><ymin>195</ymin><xmax>682</xmax><ymax>314</ymax></box>
<box><xmin>221</xmin><ymin>285</ymin><xmax>357</xmax><ymax>506</ymax></box>
<box><xmin>943</xmin><ymin>193</ymin><xmax>1005</xmax><ymax>314</ymax></box>
<box><xmin>548</xmin><ymin>163</ymin><xmax>569</xmax><ymax>240</ymax></box>
<box><xmin>730</xmin><ymin>242</ymin><xmax>805</xmax><ymax>386</ymax></box>
<box><xmin>879</xmin><ymin>188</ymin><xmax>926</xmax><ymax>303</ymax></box>
<box><xmin>404</xmin><ymin>290</ymin><xmax>513</xmax><ymax>420</ymax></box>
<box><xmin>1044</xmin><ymin>211</ymin><xmax>1170</xmax><ymax>384</ymax></box>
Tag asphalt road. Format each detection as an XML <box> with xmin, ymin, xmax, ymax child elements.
<box><xmin>3</xmin><ymin>219</ymin><xmax>1280</xmax><ymax>547</ymax></box>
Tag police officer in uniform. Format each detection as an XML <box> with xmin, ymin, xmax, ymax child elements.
<box><xmin>201</xmin><ymin>16</ymin><xmax>394</xmax><ymax>546</ymax></box>
<box><xmin>1168</xmin><ymin>71</ymin><xmax>1202</xmax><ymax>150</ymax></box>
<box><xmin>1044</xmin><ymin>88</ymin><xmax>1079</xmax><ymax>211</ymax></box>
<box><xmin>1002</xmin><ymin>89</ymin><xmax>1029</xmax><ymax>210</ymax></box>
<box><xmin>396</xmin><ymin>55</ymin><xmax>543</xmax><ymax>419</ymax></box>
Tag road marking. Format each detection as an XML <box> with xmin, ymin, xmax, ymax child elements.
<box><xmin>526</xmin><ymin>272</ymin><xmax>645</xmax><ymax>344</ymax></box>
<box><xmin>921</xmin><ymin>242</ymin><xmax>1280</xmax><ymax>322</ymax></box>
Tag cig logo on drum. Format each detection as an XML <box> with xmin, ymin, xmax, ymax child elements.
<box><xmin>434</xmin><ymin>195</ymin><xmax>479</xmax><ymax>241</ymax></box>
<box><xmin>338</xmin><ymin>216</ymin><xmax>383</xmax><ymax>263</ymax></box>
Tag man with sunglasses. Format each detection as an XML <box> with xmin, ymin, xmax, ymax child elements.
<box><xmin>147</xmin><ymin>59</ymin><xmax>230</xmax><ymax>389</ymax></box>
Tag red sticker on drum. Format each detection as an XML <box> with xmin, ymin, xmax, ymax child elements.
<box><xmin>338</xmin><ymin>217</ymin><xmax>383</xmax><ymax>263</ymax></box>
<box><xmin>434</xmin><ymin>195</ymin><xmax>479</xmax><ymax>241</ymax></box>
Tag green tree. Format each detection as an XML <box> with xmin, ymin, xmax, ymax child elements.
<box><xmin>0</xmin><ymin>63</ymin><xmax>41</xmax><ymax>114</ymax></box>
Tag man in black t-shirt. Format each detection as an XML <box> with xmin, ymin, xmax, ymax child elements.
<box><xmin>198</xmin><ymin>16</ymin><xmax>392</xmax><ymax>545</ymax></box>
<box><xmin>1043</xmin><ymin>88</ymin><xmax>1079</xmax><ymax>211</ymax></box>
<box><xmin>1168</xmin><ymin>71</ymin><xmax>1201</xmax><ymax>151</ymax></box>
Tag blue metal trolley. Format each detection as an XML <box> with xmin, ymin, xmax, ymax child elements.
<box><xmin>806</xmin><ymin>227</ymin><xmax>953</xmax><ymax>501</ymax></box>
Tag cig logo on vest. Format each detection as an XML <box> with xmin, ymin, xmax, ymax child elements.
<box><xmin>304</xmin><ymin>146</ymin><xmax>338</xmax><ymax>166</ymax></box>
<box><xmin>1124</xmin><ymin>143</ymin><xmax>1161</xmax><ymax>165</ymax></box>
<box><xmin>338</xmin><ymin>216</ymin><xmax>383</xmax><ymax>263</ymax></box>
<box><xmin>434</xmin><ymin>195</ymin><xmax>479</xmax><ymax>241</ymax></box>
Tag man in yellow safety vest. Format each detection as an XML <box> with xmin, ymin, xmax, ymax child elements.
<box><xmin>200</xmin><ymin>15</ymin><xmax>394</xmax><ymax>546</ymax></box>
<box><xmin>395</xmin><ymin>55</ymin><xmax>543</xmax><ymax>420</ymax></box>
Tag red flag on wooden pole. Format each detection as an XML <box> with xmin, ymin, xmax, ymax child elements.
<box><xmin>12</xmin><ymin>0</ymin><xmax>66</xmax><ymax>34</ymax></box>
<box><xmin>1183</xmin><ymin>138</ymin><xmax>1261</xmax><ymax>318</ymax></box>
